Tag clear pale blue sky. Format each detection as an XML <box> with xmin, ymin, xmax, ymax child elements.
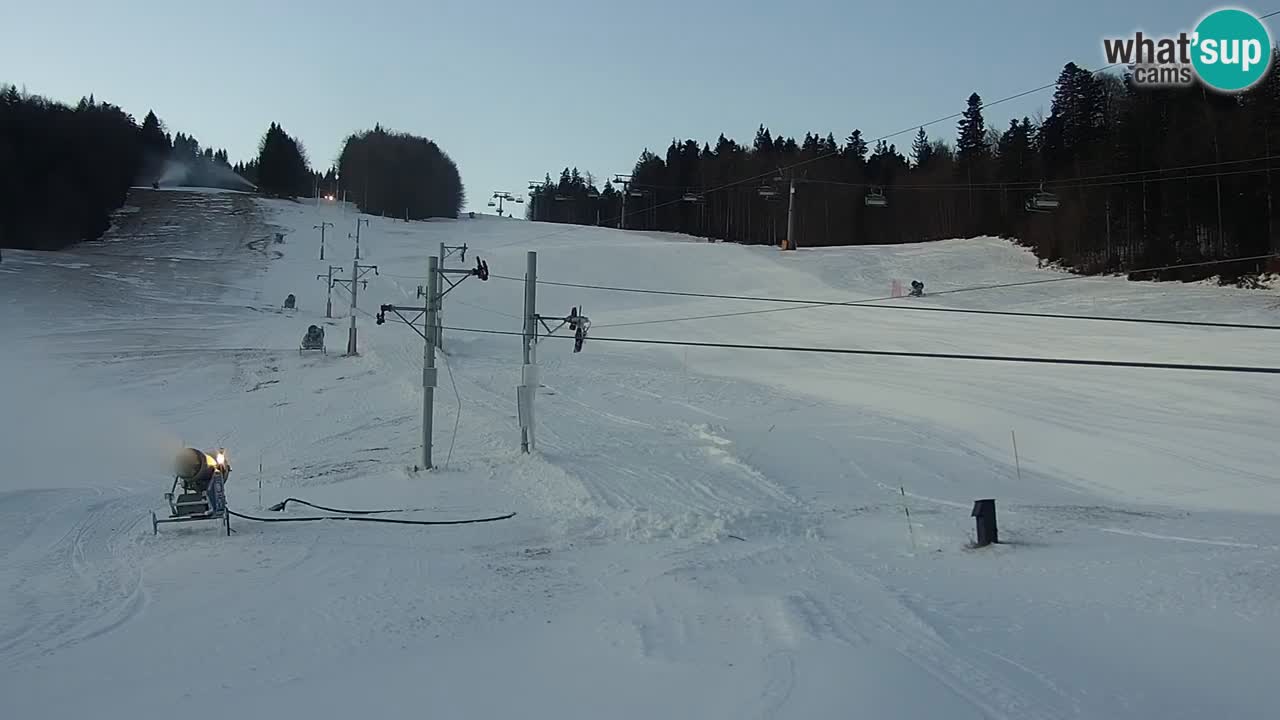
<box><xmin>1</xmin><ymin>0</ymin><xmax>1269</xmax><ymax>211</ymax></box>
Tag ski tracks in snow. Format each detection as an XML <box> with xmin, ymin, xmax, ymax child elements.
<box><xmin>628</xmin><ymin>542</ymin><xmax>1076</xmax><ymax>720</ymax></box>
<box><xmin>0</xmin><ymin>490</ymin><xmax>150</xmax><ymax>670</ymax></box>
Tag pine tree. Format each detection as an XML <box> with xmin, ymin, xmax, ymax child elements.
<box><xmin>845</xmin><ymin>130</ymin><xmax>868</xmax><ymax>163</ymax></box>
<box><xmin>911</xmin><ymin>127</ymin><xmax>933</xmax><ymax>168</ymax></box>
<box><xmin>255</xmin><ymin>122</ymin><xmax>311</xmax><ymax>197</ymax></box>
<box><xmin>997</xmin><ymin>118</ymin><xmax>1036</xmax><ymax>183</ymax></box>
<box><xmin>956</xmin><ymin>92</ymin><xmax>989</xmax><ymax>169</ymax></box>
<box><xmin>139</xmin><ymin>111</ymin><xmax>168</xmax><ymax>153</ymax></box>
<box><xmin>753</xmin><ymin>125</ymin><xmax>774</xmax><ymax>153</ymax></box>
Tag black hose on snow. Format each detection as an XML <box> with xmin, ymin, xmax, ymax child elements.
<box><xmin>266</xmin><ymin>498</ymin><xmax>427</xmax><ymax>514</ymax></box>
<box><xmin>229</xmin><ymin>509</ymin><xmax>517</xmax><ymax>526</ymax></box>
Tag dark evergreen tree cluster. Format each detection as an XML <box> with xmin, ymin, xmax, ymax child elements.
<box><xmin>315</xmin><ymin>166</ymin><xmax>338</xmax><ymax>198</ymax></box>
<box><xmin>253</xmin><ymin>122</ymin><xmax>312</xmax><ymax>198</ymax></box>
<box><xmin>337</xmin><ymin>125</ymin><xmax>464</xmax><ymax>219</ymax></box>
<box><xmin>534</xmin><ymin>58</ymin><xmax>1280</xmax><ymax>282</ymax></box>
<box><xmin>0</xmin><ymin>83</ymin><xmax>257</xmax><ymax>251</ymax></box>
<box><xmin>233</xmin><ymin>159</ymin><xmax>259</xmax><ymax>186</ymax></box>
<box><xmin>525</xmin><ymin>168</ymin><xmax>609</xmax><ymax>225</ymax></box>
<box><xmin>137</xmin><ymin>111</ymin><xmax>244</xmax><ymax>190</ymax></box>
<box><xmin>0</xmin><ymin>87</ymin><xmax>142</xmax><ymax>250</ymax></box>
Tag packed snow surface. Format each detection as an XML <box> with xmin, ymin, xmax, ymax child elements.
<box><xmin>2</xmin><ymin>189</ymin><xmax>1278</xmax><ymax>719</ymax></box>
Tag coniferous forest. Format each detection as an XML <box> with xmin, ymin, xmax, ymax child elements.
<box><xmin>531</xmin><ymin>58</ymin><xmax>1280</xmax><ymax>282</ymax></box>
<box><xmin>337</xmin><ymin>126</ymin><xmax>465</xmax><ymax>221</ymax></box>
<box><xmin>1</xmin><ymin>88</ymin><xmax>146</xmax><ymax>251</ymax></box>
<box><xmin>0</xmin><ymin>86</ymin><xmax>465</xmax><ymax>251</ymax></box>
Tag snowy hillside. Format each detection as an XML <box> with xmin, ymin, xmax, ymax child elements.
<box><xmin>2</xmin><ymin>189</ymin><xmax>1279</xmax><ymax>719</ymax></box>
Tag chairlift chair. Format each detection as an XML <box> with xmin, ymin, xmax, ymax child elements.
<box><xmin>1025</xmin><ymin>183</ymin><xmax>1060</xmax><ymax>213</ymax></box>
<box><xmin>864</xmin><ymin>186</ymin><xmax>888</xmax><ymax>208</ymax></box>
<box><xmin>1026</xmin><ymin>192</ymin><xmax>1060</xmax><ymax>213</ymax></box>
<box><xmin>487</xmin><ymin>200</ymin><xmax>496</xmax><ymax>207</ymax></box>
<box><xmin>681</xmin><ymin>192</ymin><xmax>703</xmax><ymax>202</ymax></box>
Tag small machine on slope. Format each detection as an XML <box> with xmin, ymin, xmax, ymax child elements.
<box><xmin>153</xmin><ymin>447</ymin><xmax>232</xmax><ymax>535</ymax></box>
<box><xmin>300</xmin><ymin>324</ymin><xmax>326</xmax><ymax>355</ymax></box>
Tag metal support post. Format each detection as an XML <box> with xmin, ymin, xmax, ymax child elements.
<box><xmin>315</xmin><ymin>221</ymin><xmax>333</xmax><ymax>260</ymax></box>
<box><xmin>421</xmin><ymin>256</ymin><xmax>439</xmax><ymax>470</ymax></box>
<box><xmin>438</xmin><ymin>242</ymin><xmax>446</xmax><ymax>350</ymax></box>
<box><xmin>347</xmin><ymin>258</ymin><xmax>359</xmax><ymax>353</ymax></box>
<box><xmin>341</xmin><ymin>257</ymin><xmax>378</xmax><ymax>356</ymax></box>
<box><xmin>376</xmin><ymin>254</ymin><xmax>489</xmax><ymax>467</ymax></box>
<box><xmin>432</xmin><ymin>251</ymin><xmax>444</xmax><ymax>350</ymax></box>
<box><xmin>520</xmin><ymin>251</ymin><xmax>537</xmax><ymax>453</ymax></box>
<box><xmin>347</xmin><ymin>258</ymin><xmax>359</xmax><ymax>354</ymax></box>
<box><xmin>317</xmin><ymin>265</ymin><xmax>342</xmax><ymax>318</ymax></box>
<box><xmin>353</xmin><ymin>217</ymin><xmax>370</xmax><ymax>259</ymax></box>
<box><xmin>786</xmin><ymin>177</ymin><xmax>797</xmax><ymax>250</ymax></box>
<box><xmin>620</xmin><ymin>182</ymin><xmax>628</xmax><ymax>230</ymax></box>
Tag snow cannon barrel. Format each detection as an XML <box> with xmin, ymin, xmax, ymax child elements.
<box><xmin>173</xmin><ymin>447</ymin><xmax>216</xmax><ymax>488</ymax></box>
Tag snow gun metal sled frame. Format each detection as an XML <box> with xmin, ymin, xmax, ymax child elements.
<box><xmin>152</xmin><ymin>448</ymin><xmax>232</xmax><ymax>536</ymax></box>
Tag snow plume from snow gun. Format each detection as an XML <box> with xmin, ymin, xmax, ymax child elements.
<box><xmin>157</xmin><ymin>156</ymin><xmax>256</xmax><ymax>192</ymax></box>
<box><xmin>0</xmin><ymin>341</ymin><xmax>183</xmax><ymax>493</ymax></box>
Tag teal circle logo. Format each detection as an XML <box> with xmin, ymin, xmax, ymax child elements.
<box><xmin>1192</xmin><ymin>8</ymin><xmax>1273</xmax><ymax>92</ymax></box>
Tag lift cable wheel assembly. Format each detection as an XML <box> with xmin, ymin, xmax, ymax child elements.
<box><xmin>534</xmin><ymin>306</ymin><xmax>591</xmax><ymax>353</ymax></box>
<box><xmin>376</xmin><ymin>256</ymin><xmax>490</xmax><ymax>339</ymax></box>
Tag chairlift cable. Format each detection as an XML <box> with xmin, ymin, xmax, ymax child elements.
<box><xmin>489</xmin><ymin>253</ymin><xmax>1280</xmax><ymax>331</ymax></box>
<box><xmin>436</xmin><ymin>324</ymin><xmax>1280</xmax><ymax>375</ymax></box>
<box><xmin>483</xmin><ymin>56</ymin><xmax>1144</xmax><ymax>249</ymax></box>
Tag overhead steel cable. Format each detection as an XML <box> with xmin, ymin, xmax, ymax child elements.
<box><xmin>495</xmin><ymin>12</ymin><xmax>1280</xmax><ymax>246</ymax></box>
<box><xmin>436</xmin><ymin>324</ymin><xmax>1280</xmax><ymax>375</ymax></box>
<box><xmin>490</xmin><ymin>253</ymin><xmax>1280</xmax><ymax>331</ymax></box>
<box><xmin>485</xmin><ymin>58</ymin><xmax>1141</xmax><ymax>249</ymax></box>
<box><xmin>776</xmin><ymin>154</ymin><xmax>1280</xmax><ymax>192</ymax></box>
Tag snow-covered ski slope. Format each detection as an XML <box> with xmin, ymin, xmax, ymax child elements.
<box><xmin>3</xmin><ymin>188</ymin><xmax>1279</xmax><ymax>719</ymax></box>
